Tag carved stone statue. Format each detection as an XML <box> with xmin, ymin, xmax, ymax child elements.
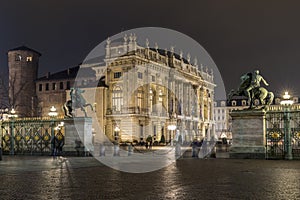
<box><xmin>63</xmin><ymin>88</ymin><xmax>94</xmax><ymax>117</ymax></box>
<box><xmin>228</xmin><ymin>70</ymin><xmax>274</xmax><ymax>109</ymax></box>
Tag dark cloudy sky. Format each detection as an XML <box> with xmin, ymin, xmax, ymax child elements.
<box><xmin>1</xmin><ymin>0</ymin><xmax>300</xmax><ymax>99</ymax></box>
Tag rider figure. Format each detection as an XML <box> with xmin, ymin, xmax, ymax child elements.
<box><xmin>245</xmin><ymin>70</ymin><xmax>269</xmax><ymax>104</ymax></box>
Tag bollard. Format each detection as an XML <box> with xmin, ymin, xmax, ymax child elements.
<box><xmin>100</xmin><ymin>144</ymin><xmax>105</xmax><ymax>157</ymax></box>
<box><xmin>113</xmin><ymin>144</ymin><xmax>120</xmax><ymax>156</ymax></box>
<box><xmin>175</xmin><ymin>143</ymin><xmax>181</xmax><ymax>157</ymax></box>
<box><xmin>0</xmin><ymin>146</ymin><xmax>2</xmax><ymax>161</ymax></box>
<box><xmin>128</xmin><ymin>144</ymin><xmax>133</xmax><ymax>156</ymax></box>
<box><xmin>192</xmin><ymin>145</ymin><xmax>197</xmax><ymax>157</ymax></box>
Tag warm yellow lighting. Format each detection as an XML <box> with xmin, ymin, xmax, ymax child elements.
<box><xmin>8</xmin><ymin>108</ymin><xmax>18</xmax><ymax>118</ymax></box>
<box><xmin>114</xmin><ymin>126</ymin><xmax>120</xmax><ymax>132</ymax></box>
<box><xmin>280</xmin><ymin>92</ymin><xmax>294</xmax><ymax>106</ymax></box>
<box><xmin>168</xmin><ymin>124</ymin><xmax>177</xmax><ymax>131</ymax></box>
<box><xmin>283</xmin><ymin>91</ymin><xmax>291</xmax><ymax>100</ymax></box>
<box><xmin>48</xmin><ymin>106</ymin><xmax>58</xmax><ymax>117</ymax></box>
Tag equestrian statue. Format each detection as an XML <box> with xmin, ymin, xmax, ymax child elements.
<box><xmin>63</xmin><ymin>88</ymin><xmax>94</xmax><ymax>117</ymax></box>
<box><xmin>228</xmin><ymin>70</ymin><xmax>274</xmax><ymax>109</ymax></box>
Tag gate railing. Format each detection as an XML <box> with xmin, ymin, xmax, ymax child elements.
<box><xmin>266</xmin><ymin>110</ymin><xmax>300</xmax><ymax>159</ymax></box>
<box><xmin>0</xmin><ymin>117</ymin><xmax>65</xmax><ymax>155</ymax></box>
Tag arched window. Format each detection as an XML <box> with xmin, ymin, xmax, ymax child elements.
<box><xmin>112</xmin><ymin>86</ymin><xmax>123</xmax><ymax>111</ymax></box>
<box><xmin>242</xmin><ymin>100</ymin><xmax>247</xmax><ymax>106</ymax></box>
<box><xmin>231</xmin><ymin>101</ymin><xmax>236</xmax><ymax>106</ymax></box>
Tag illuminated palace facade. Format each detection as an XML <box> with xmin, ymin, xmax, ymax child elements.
<box><xmin>85</xmin><ymin>34</ymin><xmax>216</xmax><ymax>143</ymax></box>
<box><xmin>7</xmin><ymin>35</ymin><xmax>215</xmax><ymax>144</ymax></box>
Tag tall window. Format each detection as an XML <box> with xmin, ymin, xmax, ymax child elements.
<box><xmin>60</xmin><ymin>82</ymin><xmax>64</xmax><ymax>90</ymax></box>
<box><xmin>114</xmin><ymin>72</ymin><xmax>122</xmax><ymax>79</ymax></box>
<box><xmin>112</xmin><ymin>86</ymin><xmax>123</xmax><ymax>111</ymax></box>
<box><xmin>39</xmin><ymin>84</ymin><xmax>42</xmax><ymax>91</ymax></box>
<box><xmin>138</xmin><ymin>72</ymin><xmax>143</xmax><ymax>79</ymax></box>
<box><xmin>52</xmin><ymin>83</ymin><xmax>56</xmax><ymax>90</ymax></box>
<box><xmin>66</xmin><ymin>81</ymin><xmax>71</xmax><ymax>90</ymax></box>
<box><xmin>45</xmin><ymin>83</ymin><xmax>49</xmax><ymax>91</ymax></box>
<box><xmin>26</xmin><ymin>56</ymin><xmax>32</xmax><ymax>62</ymax></box>
<box><xmin>137</xmin><ymin>89</ymin><xmax>143</xmax><ymax>109</ymax></box>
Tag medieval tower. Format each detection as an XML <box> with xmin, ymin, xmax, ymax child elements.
<box><xmin>8</xmin><ymin>46</ymin><xmax>41</xmax><ymax>117</ymax></box>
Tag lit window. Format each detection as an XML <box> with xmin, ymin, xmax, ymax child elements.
<box><xmin>112</xmin><ymin>86</ymin><xmax>123</xmax><ymax>111</ymax></box>
<box><xmin>137</xmin><ymin>89</ymin><xmax>143</xmax><ymax>108</ymax></box>
<box><xmin>26</xmin><ymin>56</ymin><xmax>32</xmax><ymax>62</ymax></box>
<box><xmin>242</xmin><ymin>100</ymin><xmax>247</xmax><ymax>106</ymax></box>
<box><xmin>114</xmin><ymin>72</ymin><xmax>122</xmax><ymax>79</ymax></box>
<box><xmin>52</xmin><ymin>83</ymin><xmax>56</xmax><ymax>90</ymax></box>
<box><xmin>232</xmin><ymin>101</ymin><xmax>236</xmax><ymax>106</ymax></box>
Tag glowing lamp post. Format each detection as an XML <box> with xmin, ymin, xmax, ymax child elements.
<box><xmin>48</xmin><ymin>106</ymin><xmax>58</xmax><ymax>156</ymax></box>
<box><xmin>168</xmin><ymin>124</ymin><xmax>177</xmax><ymax>146</ymax></box>
<box><xmin>280</xmin><ymin>92</ymin><xmax>293</xmax><ymax>160</ymax></box>
<box><xmin>8</xmin><ymin>108</ymin><xmax>18</xmax><ymax>155</ymax></box>
<box><xmin>114</xmin><ymin>126</ymin><xmax>120</xmax><ymax>143</ymax></box>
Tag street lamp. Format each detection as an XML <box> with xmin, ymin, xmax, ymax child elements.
<box><xmin>167</xmin><ymin>124</ymin><xmax>176</xmax><ymax>146</ymax></box>
<box><xmin>48</xmin><ymin>106</ymin><xmax>58</xmax><ymax>156</ymax></box>
<box><xmin>114</xmin><ymin>126</ymin><xmax>120</xmax><ymax>143</ymax></box>
<box><xmin>280</xmin><ymin>91</ymin><xmax>294</xmax><ymax>160</ymax></box>
<box><xmin>8</xmin><ymin>108</ymin><xmax>18</xmax><ymax>155</ymax></box>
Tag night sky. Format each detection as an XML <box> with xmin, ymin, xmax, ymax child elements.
<box><xmin>1</xmin><ymin>0</ymin><xmax>300</xmax><ymax>99</ymax></box>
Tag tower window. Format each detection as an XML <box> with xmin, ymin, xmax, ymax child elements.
<box><xmin>39</xmin><ymin>84</ymin><xmax>42</xmax><ymax>91</ymax></box>
<box><xmin>15</xmin><ymin>54</ymin><xmax>22</xmax><ymax>61</ymax></box>
<box><xmin>66</xmin><ymin>81</ymin><xmax>71</xmax><ymax>90</ymax></box>
<box><xmin>26</xmin><ymin>56</ymin><xmax>32</xmax><ymax>62</ymax></box>
<box><xmin>52</xmin><ymin>83</ymin><xmax>56</xmax><ymax>90</ymax></box>
<box><xmin>60</xmin><ymin>82</ymin><xmax>64</xmax><ymax>90</ymax></box>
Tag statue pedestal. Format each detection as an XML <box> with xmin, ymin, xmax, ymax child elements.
<box><xmin>63</xmin><ymin>117</ymin><xmax>93</xmax><ymax>156</ymax></box>
<box><xmin>229</xmin><ymin>110</ymin><xmax>266</xmax><ymax>159</ymax></box>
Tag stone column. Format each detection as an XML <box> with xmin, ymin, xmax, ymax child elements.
<box><xmin>229</xmin><ymin>110</ymin><xmax>266</xmax><ymax>159</ymax></box>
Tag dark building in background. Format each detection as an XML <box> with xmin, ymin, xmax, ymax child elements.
<box><xmin>8</xmin><ymin>46</ymin><xmax>41</xmax><ymax>117</ymax></box>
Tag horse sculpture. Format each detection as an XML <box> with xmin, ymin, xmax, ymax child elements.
<box><xmin>63</xmin><ymin>88</ymin><xmax>94</xmax><ymax>117</ymax></box>
<box><xmin>228</xmin><ymin>72</ymin><xmax>274</xmax><ymax>109</ymax></box>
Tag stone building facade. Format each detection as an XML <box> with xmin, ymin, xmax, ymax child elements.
<box><xmin>7</xmin><ymin>35</ymin><xmax>216</xmax><ymax>143</ymax></box>
<box><xmin>85</xmin><ymin>35</ymin><xmax>216</xmax><ymax>143</ymax></box>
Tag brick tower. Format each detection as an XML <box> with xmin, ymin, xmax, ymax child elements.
<box><xmin>8</xmin><ymin>46</ymin><xmax>41</xmax><ymax>117</ymax></box>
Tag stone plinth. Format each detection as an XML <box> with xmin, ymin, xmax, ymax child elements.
<box><xmin>63</xmin><ymin>117</ymin><xmax>93</xmax><ymax>156</ymax></box>
<box><xmin>229</xmin><ymin>110</ymin><xmax>266</xmax><ymax>159</ymax></box>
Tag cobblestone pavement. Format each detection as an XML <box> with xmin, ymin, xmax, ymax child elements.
<box><xmin>0</xmin><ymin>156</ymin><xmax>300</xmax><ymax>200</ymax></box>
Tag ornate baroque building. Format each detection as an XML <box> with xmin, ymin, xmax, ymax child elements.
<box><xmin>86</xmin><ymin>35</ymin><xmax>216</xmax><ymax>143</ymax></box>
<box><xmin>7</xmin><ymin>34</ymin><xmax>216</xmax><ymax>143</ymax></box>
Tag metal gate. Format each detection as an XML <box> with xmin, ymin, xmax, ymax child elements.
<box><xmin>266</xmin><ymin>108</ymin><xmax>300</xmax><ymax>160</ymax></box>
<box><xmin>0</xmin><ymin>118</ymin><xmax>65</xmax><ymax>155</ymax></box>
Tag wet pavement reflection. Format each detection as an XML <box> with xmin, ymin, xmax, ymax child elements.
<box><xmin>0</xmin><ymin>156</ymin><xmax>300</xmax><ymax>199</ymax></box>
